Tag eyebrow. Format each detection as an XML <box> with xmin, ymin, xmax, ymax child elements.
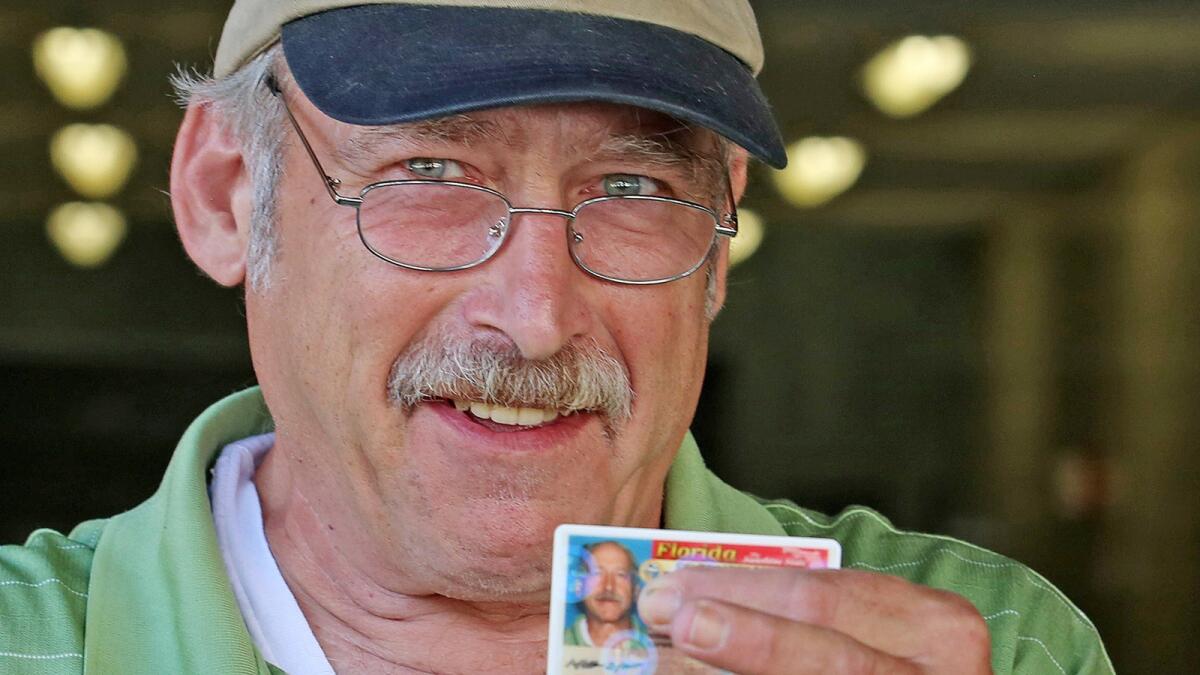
<box><xmin>592</xmin><ymin>131</ymin><xmax>729</xmax><ymax>201</ymax></box>
<box><xmin>336</xmin><ymin>115</ymin><xmax>506</xmax><ymax>163</ymax></box>
<box><xmin>335</xmin><ymin>115</ymin><xmax>729</xmax><ymax>200</ymax></box>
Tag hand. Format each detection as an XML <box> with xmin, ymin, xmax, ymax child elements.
<box><xmin>637</xmin><ymin>567</ymin><xmax>991</xmax><ymax>674</ymax></box>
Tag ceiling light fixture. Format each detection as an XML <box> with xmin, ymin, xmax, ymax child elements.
<box><xmin>33</xmin><ymin>27</ymin><xmax>128</xmax><ymax>110</ymax></box>
<box><xmin>772</xmin><ymin>136</ymin><xmax>867</xmax><ymax>208</ymax></box>
<box><xmin>46</xmin><ymin>202</ymin><xmax>128</xmax><ymax>268</ymax></box>
<box><xmin>861</xmin><ymin>35</ymin><xmax>972</xmax><ymax>118</ymax></box>
<box><xmin>50</xmin><ymin>123</ymin><xmax>138</xmax><ymax>199</ymax></box>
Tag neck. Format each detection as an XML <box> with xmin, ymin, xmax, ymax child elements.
<box><xmin>280</xmin><ymin>539</ymin><xmax>548</xmax><ymax>672</ymax></box>
<box><xmin>255</xmin><ymin>453</ymin><xmax>551</xmax><ymax>673</ymax></box>
<box><xmin>251</xmin><ymin>425</ymin><xmax>670</xmax><ymax>673</ymax></box>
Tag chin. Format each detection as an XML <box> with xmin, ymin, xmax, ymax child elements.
<box><xmin>393</xmin><ymin>443</ymin><xmax>619</xmax><ymax>599</ymax></box>
<box><xmin>420</xmin><ymin>499</ymin><xmax>580</xmax><ymax>600</ymax></box>
<box><xmin>434</xmin><ymin>538</ymin><xmax>556</xmax><ymax>601</ymax></box>
<box><xmin>447</xmin><ymin>560</ymin><xmax>553</xmax><ymax>601</ymax></box>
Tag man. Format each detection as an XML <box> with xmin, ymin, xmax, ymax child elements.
<box><xmin>565</xmin><ymin>541</ymin><xmax>648</xmax><ymax>648</ymax></box>
<box><xmin>0</xmin><ymin>1</ymin><xmax>1111</xmax><ymax>673</ymax></box>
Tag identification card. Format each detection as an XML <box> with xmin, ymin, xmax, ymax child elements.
<box><xmin>547</xmin><ymin>524</ymin><xmax>841</xmax><ymax>674</ymax></box>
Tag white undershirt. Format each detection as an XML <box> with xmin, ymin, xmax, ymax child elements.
<box><xmin>210</xmin><ymin>433</ymin><xmax>336</xmax><ymax>675</ymax></box>
<box><xmin>573</xmin><ymin>615</ymin><xmax>597</xmax><ymax>647</ymax></box>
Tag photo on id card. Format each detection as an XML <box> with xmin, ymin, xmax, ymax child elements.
<box><xmin>547</xmin><ymin>524</ymin><xmax>841</xmax><ymax>674</ymax></box>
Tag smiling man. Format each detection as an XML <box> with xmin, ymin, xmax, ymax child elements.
<box><xmin>0</xmin><ymin>1</ymin><xmax>1113</xmax><ymax>674</ymax></box>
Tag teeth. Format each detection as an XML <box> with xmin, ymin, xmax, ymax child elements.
<box><xmin>490</xmin><ymin>405</ymin><xmax>519</xmax><ymax>425</ymax></box>
<box><xmin>516</xmin><ymin>407</ymin><xmax>544</xmax><ymax>425</ymax></box>
<box><xmin>469</xmin><ymin>401</ymin><xmax>491</xmax><ymax>419</ymax></box>
<box><xmin>454</xmin><ymin>399</ymin><xmax>560</xmax><ymax>426</ymax></box>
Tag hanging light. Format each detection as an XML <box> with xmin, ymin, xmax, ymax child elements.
<box><xmin>33</xmin><ymin>27</ymin><xmax>128</xmax><ymax>110</ymax></box>
<box><xmin>46</xmin><ymin>202</ymin><xmax>128</xmax><ymax>268</ymax></box>
<box><xmin>772</xmin><ymin>136</ymin><xmax>867</xmax><ymax>208</ymax></box>
<box><xmin>861</xmin><ymin>35</ymin><xmax>972</xmax><ymax>119</ymax></box>
<box><xmin>50</xmin><ymin>123</ymin><xmax>138</xmax><ymax>199</ymax></box>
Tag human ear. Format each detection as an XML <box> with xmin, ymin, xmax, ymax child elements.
<box><xmin>708</xmin><ymin>148</ymin><xmax>750</xmax><ymax>317</ymax></box>
<box><xmin>170</xmin><ymin>102</ymin><xmax>254</xmax><ymax>287</ymax></box>
<box><xmin>728</xmin><ymin>147</ymin><xmax>750</xmax><ymax>204</ymax></box>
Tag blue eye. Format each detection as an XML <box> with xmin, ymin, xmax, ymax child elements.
<box><xmin>603</xmin><ymin>174</ymin><xmax>660</xmax><ymax>196</ymax></box>
<box><xmin>406</xmin><ymin>158</ymin><xmax>466</xmax><ymax>179</ymax></box>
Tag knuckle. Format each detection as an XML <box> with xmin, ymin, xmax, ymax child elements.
<box><xmin>931</xmin><ymin>589</ymin><xmax>990</xmax><ymax>644</ymax></box>
<box><xmin>832</xmin><ymin>645</ymin><xmax>891</xmax><ymax>675</ymax></box>
<box><xmin>853</xmin><ymin>649</ymin><xmax>922</xmax><ymax>675</ymax></box>
<box><xmin>786</xmin><ymin>569</ymin><xmax>840</xmax><ymax>623</ymax></box>
<box><xmin>734</xmin><ymin>611</ymin><xmax>799</xmax><ymax>675</ymax></box>
<box><xmin>939</xmin><ymin>589</ymin><xmax>982</xmax><ymax>620</ymax></box>
<box><xmin>833</xmin><ymin>648</ymin><xmax>867</xmax><ymax>673</ymax></box>
<box><xmin>739</xmin><ymin>632</ymin><xmax>780</xmax><ymax>674</ymax></box>
<box><xmin>960</xmin><ymin>610</ymin><xmax>992</xmax><ymax>650</ymax></box>
<box><xmin>758</xmin><ymin>618</ymin><xmax>790</xmax><ymax>673</ymax></box>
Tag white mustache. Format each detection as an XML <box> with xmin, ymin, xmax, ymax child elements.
<box><xmin>386</xmin><ymin>334</ymin><xmax>633</xmax><ymax>425</ymax></box>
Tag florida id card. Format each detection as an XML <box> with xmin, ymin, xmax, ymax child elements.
<box><xmin>547</xmin><ymin>524</ymin><xmax>841</xmax><ymax>674</ymax></box>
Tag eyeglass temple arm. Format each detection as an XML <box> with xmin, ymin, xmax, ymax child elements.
<box><xmin>718</xmin><ymin>176</ymin><xmax>739</xmax><ymax>238</ymax></box>
<box><xmin>263</xmin><ymin>73</ymin><xmax>361</xmax><ymax>208</ymax></box>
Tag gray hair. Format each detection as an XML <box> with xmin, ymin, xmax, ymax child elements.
<box><xmin>170</xmin><ymin>45</ymin><xmax>285</xmax><ymax>291</ymax></box>
<box><xmin>387</xmin><ymin>331</ymin><xmax>633</xmax><ymax>430</ymax></box>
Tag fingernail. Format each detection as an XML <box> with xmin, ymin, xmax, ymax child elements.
<box><xmin>639</xmin><ymin>581</ymin><xmax>683</xmax><ymax>626</ymax></box>
<box><xmin>683</xmin><ymin>601</ymin><xmax>730</xmax><ymax>651</ymax></box>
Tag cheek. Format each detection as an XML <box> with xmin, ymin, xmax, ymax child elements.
<box><xmin>332</xmin><ymin>273</ymin><xmax>465</xmax><ymax>416</ymax></box>
<box><xmin>252</xmin><ymin>195</ymin><xmax>459</xmax><ymax>427</ymax></box>
<box><xmin>598</xmin><ymin>281</ymin><xmax>710</xmax><ymax>481</ymax></box>
<box><xmin>278</xmin><ymin>197</ymin><xmax>443</xmax><ymax>349</ymax></box>
<box><xmin>607</xmin><ymin>281</ymin><xmax>710</xmax><ymax>388</ymax></box>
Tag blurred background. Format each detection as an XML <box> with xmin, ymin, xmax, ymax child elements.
<box><xmin>1</xmin><ymin>0</ymin><xmax>1197</xmax><ymax>671</ymax></box>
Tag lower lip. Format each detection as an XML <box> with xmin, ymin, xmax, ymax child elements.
<box><xmin>424</xmin><ymin>400</ymin><xmax>594</xmax><ymax>451</ymax></box>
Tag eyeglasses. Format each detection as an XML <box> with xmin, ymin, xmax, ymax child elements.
<box><xmin>264</xmin><ymin>75</ymin><xmax>738</xmax><ymax>285</ymax></box>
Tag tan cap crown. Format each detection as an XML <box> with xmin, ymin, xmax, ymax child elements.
<box><xmin>214</xmin><ymin>0</ymin><xmax>766</xmax><ymax>78</ymax></box>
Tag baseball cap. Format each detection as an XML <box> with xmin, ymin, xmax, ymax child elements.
<box><xmin>214</xmin><ymin>1</ymin><xmax>787</xmax><ymax>168</ymax></box>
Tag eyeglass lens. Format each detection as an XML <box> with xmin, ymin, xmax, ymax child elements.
<box><xmin>359</xmin><ymin>182</ymin><xmax>510</xmax><ymax>270</ymax></box>
<box><xmin>356</xmin><ymin>183</ymin><xmax>719</xmax><ymax>282</ymax></box>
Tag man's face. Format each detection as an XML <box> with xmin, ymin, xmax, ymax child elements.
<box><xmin>245</xmin><ymin>81</ymin><xmax>732</xmax><ymax>600</ymax></box>
<box><xmin>582</xmin><ymin>543</ymin><xmax>637</xmax><ymax>624</ymax></box>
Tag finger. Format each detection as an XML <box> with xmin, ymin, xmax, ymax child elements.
<box><xmin>666</xmin><ymin>598</ymin><xmax>920</xmax><ymax>675</ymax></box>
<box><xmin>639</xmin><ymin>567</ymin><xmax>990</xmax><ymax>666</ymax></box>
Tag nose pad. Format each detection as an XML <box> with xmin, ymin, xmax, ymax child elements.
<box><xmin>472</xmin><ymin>215</ymin><xmax>511</xmax><ymax>265</ymax></box>
<box><xmin>565</xmin><ymin>223</ymin><xmax>585</xmax><ymax>272</ymax></box>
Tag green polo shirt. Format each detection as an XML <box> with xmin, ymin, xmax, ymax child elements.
<box><xmin>0</xmin><ymin>388</ymin><xmax>1112</xmax><ymax>673</ymax></box>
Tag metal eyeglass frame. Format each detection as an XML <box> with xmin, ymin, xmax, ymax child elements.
<box><xmin>263</xmin><ymin>73</ymin><xmax>739</xmax><ymax>285</ymax></box>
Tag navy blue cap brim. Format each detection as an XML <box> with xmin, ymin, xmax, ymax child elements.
<box><xmin>281</xmin><ymin>4</ymin><xmax>787</xmax><ymax>168</ymax></box>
